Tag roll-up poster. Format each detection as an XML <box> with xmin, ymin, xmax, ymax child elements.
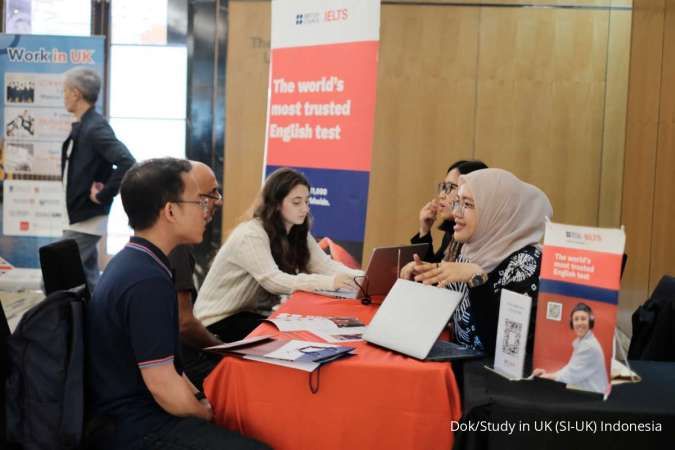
<box><xmin>0</xmin><ymin>34</ymin><xmax>105</xmax><ymax>267</ymax></box>
<box><xmin>264</xmin><ymin>0</ymin><xmax>380</xmax><ymax>263</ymax></box>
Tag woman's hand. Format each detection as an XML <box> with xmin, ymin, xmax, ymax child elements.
<box><xmin>333</xmin><ymin>273</ymin><xmax>357</xmax><ymax>291</ymax></box>
<box><xmin>418</xmin><ymin>200</ymin><xmax>438</xmax><ymax>236</ymax></box>
<box><xmin>399</xmin><ymin>254</ymin><xmax>430</xmax><ymax>280</ymax></box>
<box><xmin>414</xmin><ymin>262</ymin><xmax>483</xmax><ymax>288</ymax></box>
<box><xmin>400</xmin><ymin>261</ymin><xmax>416</xmax><ymax>280</ymax></box>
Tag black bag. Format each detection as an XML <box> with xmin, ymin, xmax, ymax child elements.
<box><xmin>628</xmin><ymin>275</ymin><xmax>675</xmax><ymax>361</ymax></box>
<box><xmin>1</xmin><ymin>303</ymin><xmax>12</xmax><ymax>447</ymax></box>
<box><xmin>5</xmin><ymin>288</ymin><xmax>87</xmax><ymax>450</ymax></box>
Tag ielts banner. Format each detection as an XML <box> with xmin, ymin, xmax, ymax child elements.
<box><xmin>264</xmin><ymin>0</ymin><xmax>380</xmax><ymax>263</ymax></box>
<box><xmin>533</xmin><ymin>222</ymin><xmax>625</xmax><ymax>396</ymax></box>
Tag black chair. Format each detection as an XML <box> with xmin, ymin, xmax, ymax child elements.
<box><xmin>39</xmin><ymin>239</ymin><xmax>90</xmax><ymax>301</ymax></box>
<box><xmin>628</xmin><ymin>275</ymin><xmax>675</xmax><ymax>361</ymax></box>
<box><xmin>1</xmin><ymin>300</ymin><xmax>9</xmax><ymax>357</ymax></box>
<box><xmin>2</xmin><ymin>303</ymin><xmax>20</xmax><ymax>449</ymax></box>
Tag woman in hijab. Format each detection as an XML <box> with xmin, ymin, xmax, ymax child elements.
<box><xmin>407</xmin><ymin>168</ymin><xmax>553</xmax><ymax>354</ymax></box>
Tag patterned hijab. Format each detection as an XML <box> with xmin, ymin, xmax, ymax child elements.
<box><xmin>458</xmin><ymin>168</ymin><xmax>553</xmax><ymax>273</ymax></box>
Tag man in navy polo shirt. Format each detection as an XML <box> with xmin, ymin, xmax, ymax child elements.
<box><xmin>86</xmin><ymin>158</ymin><xmax>268</xmax><ymax>450</ymax></box>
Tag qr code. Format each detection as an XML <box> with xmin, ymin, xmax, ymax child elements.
<box><xmin>502</xmin><ymin>319</ymin><xmax>522</xmax><ymax>356</ymax></box>
<box><xmin>546</xmin><ymin>301</ymin><xmax>563</xmax><ymax>321</ymax></box>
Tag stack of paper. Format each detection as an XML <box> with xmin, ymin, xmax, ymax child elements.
<box><xmin>206</xmin><ymin>336</ymin><xmax>355</xmax><ymax>372</ymax></box>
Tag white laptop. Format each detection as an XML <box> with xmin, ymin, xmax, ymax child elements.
<box><xmin>363</xmin><ymin>279</ymin><xmax>483</xmax><ymax>361</ymax></box>
<box><xmin>316</xmin><ymin>243</ymin><xmax>429</xmax><ymax>299</ymax></box>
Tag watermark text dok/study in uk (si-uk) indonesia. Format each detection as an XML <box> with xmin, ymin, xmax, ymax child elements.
<box><xmin>450</xmin><ymin>420</ymin><xmax>663</xmax><ymax>435</ymax></box>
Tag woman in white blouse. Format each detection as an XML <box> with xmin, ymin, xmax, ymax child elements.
<box><xmin>194</xmin><ymin>168</ymin><xmax>362</xmax><ymax>342</ymax></box>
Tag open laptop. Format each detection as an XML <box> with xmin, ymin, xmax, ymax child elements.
<box><xmin>316</xmin><ymin>243</ymin><xmax>429</xmax><ymax>300</ymax></box>
<box><xmin>363</xmin><ymin>279</ymin><xmax>484</xmax><ymax>361</ymax></box>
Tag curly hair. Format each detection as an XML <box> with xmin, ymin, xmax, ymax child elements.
<box><xmin>253</xmin><ymin>168</ymin><xmax>311</xmax><ymax>274</ymax></box>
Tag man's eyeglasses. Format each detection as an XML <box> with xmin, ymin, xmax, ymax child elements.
<box><xmin>451</xmin><ymin>199</ymin><xmax>475</xmax><ymax>217</ymax></box>
<box><xmin>437</xmin><ymin>181</ymin><xmax>458</xmax><ymax>195</ymax></box>
<box><xmin>199</xmin><ymin>188</ymin><xmax>222</xmax><ymax>202</ymax></box>
<box><xmin>174</xmin><ymin>197</ymin><xmax>210</xmax><ymax>213</ymax></box>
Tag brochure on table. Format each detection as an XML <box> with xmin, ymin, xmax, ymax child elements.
<box><xmin>267</xmin><ymin>313</ymin><xmax>366</xmax><ymax>342</ymax></box>
<box><xmin>206</xmin><ymin>336</ymin><xmax>355</xmax><ymax>372</ymax></box>
<box><xmin>532</xmin><ymin>222</ymin><xmax>625</xmax><ymax>397</ymax></box>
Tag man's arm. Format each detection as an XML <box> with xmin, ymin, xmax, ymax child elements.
<box><xmin>140</xmin><ymin>363</ymin><xmax>212</xmax><ymax>421</ymax></box>
<box><xmin>178</xmin><ymin>291</ymin><xmax>223</xmax><ymax>348</ymax></box>
<box><xmin>90</xmin><ymin>120</ymin><xmax>136</xmax><ymax>204</ymax></box>
<box><xmin>170</xmin><ymin>246</ymin><xmax>222</xmax><ymax>347</ymax></box>
<box><xmin>129</xmin><ymin>279</ymin><xmax>209</xmax><ymax>420</ymax></box>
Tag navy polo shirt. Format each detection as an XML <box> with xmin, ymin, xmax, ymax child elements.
<box><xmin>86</xmin><ymin>237</ymin><xmax>183</xmax><ymax>450</ymax></box>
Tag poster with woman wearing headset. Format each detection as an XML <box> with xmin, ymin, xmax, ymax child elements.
<box><xmin>531</xmin><ymin>222</ymin><xmax>625</xmax><ymax>396</ymax></box>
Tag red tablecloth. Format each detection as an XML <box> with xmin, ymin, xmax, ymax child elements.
<box><xmin>204</xmin><ymin>292</ymin><xmax>462</xmax><ymax>450</ymax></box>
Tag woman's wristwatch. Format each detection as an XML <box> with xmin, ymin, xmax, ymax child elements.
<box><xmin>467</xmin><ymin>272</ymin><xmax>488</xmax><ymax>288</ymax></box>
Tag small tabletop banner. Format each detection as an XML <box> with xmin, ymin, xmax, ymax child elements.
<box><xmin>533</xmin><ymin>222</ymin><xmax>625</xmax><ymax>396</ymax></box>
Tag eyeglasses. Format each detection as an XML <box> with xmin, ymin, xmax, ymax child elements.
<box><xmin>437</xmin><ymin>181</ymin><xmax>459</xmax><ymax>195</ymax></box>
<box><xmin>174</xmin><ymin>197</ymin><xmax>210</xmax><ymax>213</ymax></box>
<box><xmin>199</xmin><ymin>188</ymin><xmax>222</xmax><ymax>202</ymax></box>
<box><xmin>451</xmin><ymin>199</ymin><xmax>475</xmax><ymax>217</ymax></box>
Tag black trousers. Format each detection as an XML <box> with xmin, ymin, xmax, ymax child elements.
<box><xmin>206</xmin><ymin>312</ymin><xmax>266</xmax><ymax>343</ymax></box>
<box><xmin>141</xmin><ymin>417</ymin><xmax>270</xmax><ymax>450</ymax></box>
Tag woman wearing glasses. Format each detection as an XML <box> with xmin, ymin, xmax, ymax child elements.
<box><xmin>408</xmin><ymin>168</ymin><xmax>552</xmax><ymax>354</ymax></box>
<box><xmin>409</xmin><ymin>160</ymin><xmax>487</xmax><ymax>264</ymax></box>
<box><xmin>400</xmin><ymin>160</ymin><xmax>487</xmax><ymax>281</ymax></box>
<box><xmin>194</xmin><ymin>168</ymin><xmax>362</xmax><ymax>342</ymax></box>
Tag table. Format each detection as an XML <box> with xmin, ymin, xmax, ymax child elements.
<box><xmin>453</xmin><ymin>360</ymin><xmax>675</xmax><ymax>449</ymax></box>
<box><xmin>203</xmin><ymin>292</ymin><xmax>462</xmax><ymax>450</ymax></box>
